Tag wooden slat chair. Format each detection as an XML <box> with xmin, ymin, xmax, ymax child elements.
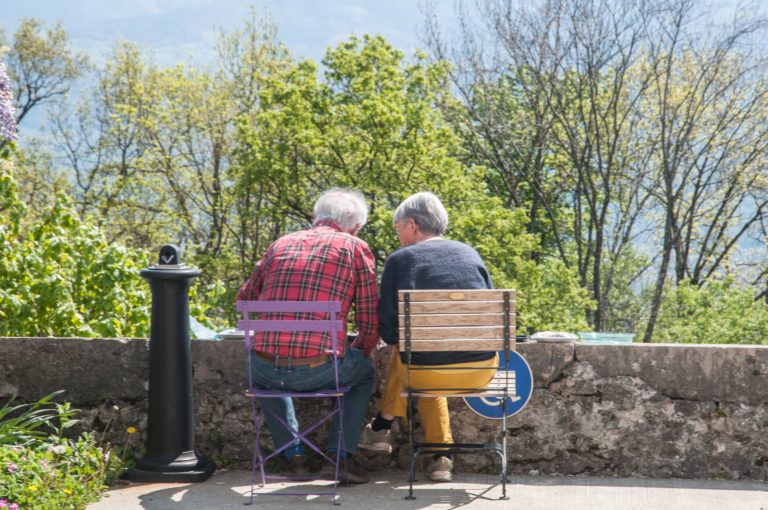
<box><xmin>237</xmin><ymin>300</ymin><xmax>350</xmax><ymax>505</ymax></box>
<box><xmin>399</xmin><ymin>289</ymin><xmax>515</xmax><ymax>500</ymax></box>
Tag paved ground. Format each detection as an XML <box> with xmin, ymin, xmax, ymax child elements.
<box><xmin>89</xmin><ymin>469</ymin><xmax>768</xmax><ymax>510</ymax></box>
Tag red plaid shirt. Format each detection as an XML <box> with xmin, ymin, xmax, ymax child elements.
<box><xmin>236</xmin><ymin>221</ymin><xmax>379</xmax><ymax>357</ymax></box>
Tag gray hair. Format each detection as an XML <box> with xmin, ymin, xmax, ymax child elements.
<box><xmin>393</xmin><ymin>191</ymin><xmax>448</xmax><ymax>235</ymax></box>
<box><xmin>313</xmin><ymin>188</ymin><xmax>369</xmax><ymax>232</ymax></box>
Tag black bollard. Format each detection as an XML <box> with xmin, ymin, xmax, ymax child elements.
<box><xmin>123</xmin><ymin>244</ymin><xmax>216</xmax><ymax>483</ymax></box>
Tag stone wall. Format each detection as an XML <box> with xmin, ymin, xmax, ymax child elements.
<box><xmin>1</xmin><ymin>337</ymin><xmax>766</xmax><ymax>480</ymax></box>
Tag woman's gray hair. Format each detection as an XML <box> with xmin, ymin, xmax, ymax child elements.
<box><xmin>393</xmin><ymin>191</ymin><xmax>448</xmax><ymax>235</ymax></box>
<box><xmin>313</xmin><ymin>188</ymin><xmax>369</xmax><ymax>232</ymax></box>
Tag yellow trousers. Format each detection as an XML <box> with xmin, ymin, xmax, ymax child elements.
<box><xmin>378</xmin><ymin>348</ymin><xmax>498</xmax><ymax>444</ymax></box>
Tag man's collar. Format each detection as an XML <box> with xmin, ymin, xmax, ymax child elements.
<box><xmin>313</xmin><ymin>220</ymin><xmax>343</xmax><ymax>232</ymax></box>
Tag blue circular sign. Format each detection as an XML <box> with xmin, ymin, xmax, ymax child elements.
<box><xmin>464</xmin><ymin>350</ymin><xmax>533</xmax><ymax>419</ymax></box>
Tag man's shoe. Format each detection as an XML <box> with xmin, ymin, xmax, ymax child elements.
<box><xmin>426</xmin><ymin>455</ymin><xmax>453</xmax><ymax>483</ymax></box>
<box><xmin>281</xmin><ymin>455</ymin><xmax>311</xmax><ymax>479</ymax></box>
<box><xmin>357</xmin><ymin>423</ymin><xmax>392</xmax><ymax>453</ymax></box>
<box><xmin>321</xmin><ymin>454</ymin><xmax>370</xmax><ymax>485</ymax></box>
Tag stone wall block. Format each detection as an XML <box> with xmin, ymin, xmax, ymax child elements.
<box><xmin>0</xmin><ymin>337</ymin><xmax>149</xmax><ymax>403</ymax></box>
<box><xmin>575</xmin><ymin>344</ymin><xmax>768</xmax><ymax>404</ymax></box>
<box><xmin>517</xmin><ymin>343</ymin><xmax>574</xmax><ymax>386</ymax></box>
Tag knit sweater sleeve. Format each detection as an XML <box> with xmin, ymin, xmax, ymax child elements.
<box><xmin>377</xmin><ymin>253</ymin><xmax>401</xmax><ymax>345</ymax></box>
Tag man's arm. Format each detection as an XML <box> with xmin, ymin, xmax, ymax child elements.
<box><xmin>237</xmin><ymin>260</ymin><xmax>264</xmax><ymax>301</ymax></box>
<box><xmin>351</xmin><ymin>242</ymin><xmax>379</xmax><ymax>356</ymax></box>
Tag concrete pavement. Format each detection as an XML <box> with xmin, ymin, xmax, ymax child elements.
<box><xmin>89</xmin><ymin>469</ymin><xmax>768</xmax><ymax>510</ymax></box>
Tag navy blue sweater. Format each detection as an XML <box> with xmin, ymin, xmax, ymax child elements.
<box><xmin>377</xmin><ymin>239</ymin><xmax>496</xmax><ymax>365</ymax></box>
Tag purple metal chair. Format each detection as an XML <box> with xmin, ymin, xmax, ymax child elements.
<box><xmin>237</xmin><ymin>300</ymin><xmax>350</xmax><ymax>505</ymax></box>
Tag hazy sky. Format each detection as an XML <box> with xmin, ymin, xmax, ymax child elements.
<box><xmin>0</xmin><ymin>0</ymin><xmax>456</xmax><ymax>67</ymax></box>
<box><xmin>0</xmin><ymin>0</ymin><xmax>761</xmax><ymax>135</ymax></box>
<box><xmin>2</xmin><ymin>1</ymin><xmax>759</xmax><ymax>67</ymax></box>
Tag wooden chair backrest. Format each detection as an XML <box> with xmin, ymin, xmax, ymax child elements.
<box><xmin>398</xmin><ymin>289</ymin><xmax>516</xmax><ymax>353</ymax></box>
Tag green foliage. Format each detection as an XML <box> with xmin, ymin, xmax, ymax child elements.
<box><xmin>599</xmin><ymin>248</ymin><xmax>652</xmax><ymax>333</ymax></box>
<box><xmin>515</xmin><ymin>257</ymin><xmax>593</xmax><ymax>333</ymax></box>
<box><xmin>233</xmin><ymin>35</ymin><xmax>591</xmax><ymax>332</ymax></box>
<box><xmin>233</xmin><ymin>35</ymin><xmax>465</xmax><ymax>261</ymax></box>
<box><xmin>2</xmin><ymin>30</ymin><xmax>159</xmax><ymax>339</ymax></box>
<box><xmin>48</xmin><ymin>13</ymin><xmax>290</xmax><ymax>278</ymax></box>
<box><xmin>0</xmin><ymin>391</ymin><xmax>75</xmax><ymax>446</ymax></box>
<box><xmin>6</xmin><ymin>143</ymin><xmax>70</xmax><ymax>231</ymax></box>
<box><xmin>450</xmin><ymin>198</ymin><xmax>591</xmax><ymax>333</ymax></box>
<box><xmin>0</xmin><ymin>159</ymin><xmax>22</xmax><ymax>232</ymax></box>
<box><xmin>0</xmin><ymin>393</ymin><xmax>123</xmax><ymax>510</ymax></box>
<box><xmin>651</xmin><ymin>279</ymin><xmax>768</xmax><ymax>344</ymax></box>
<box><xmin>0</xmin><ymin>181</ymin><xmax>152</xmax><ymax>337</ymax></box>
<box><xmin>1</xmin><ymin>130</ymin><xmax>219</xmax><ymax>338</ymax></box>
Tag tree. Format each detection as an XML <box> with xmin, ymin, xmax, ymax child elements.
<box><xmin>641</xmin><ymin>0</ymin><xmax>768</xmax><ymax>342</ymax></box>
<box><xmin>0</xmin><ymin>56</ymin><xmax>148</xmax><ymax>337</ymax></box>
<box><xmin>1</xmin><ymin>36</ymin><xmax>221</xmax><ymax>337</ymax></box>
<box><xmin>425</xmin><ymin>0</ymin><xmax>768</xmax><ymax>340</ymax></box>
<box><xmin>651</xmin><ymin>278</ymin><xmax>768</xmax><ymax>344</ymax></box>
<box><xmin>0</xmin><ymin>18</ymin><xmax>88</xmax><ymax>127</ymax></box>
<box><xmin>0</xmin><ymin>23</ymin><xmax>87</xmax><ymax>226</ymax></box>
<box><xmin>234</xmin><ymin>35</ymin><xmax>592</xmax><ymax>332</ymax></box>
<box><xmin>48</xmin><ymin>13</ymin><xmax>290</xmax><ymax>277</ymax></box>
<box><xmin>424</xmin><ymin>0</ymin><xmax>658</xmax><ymax>331</ymax></box>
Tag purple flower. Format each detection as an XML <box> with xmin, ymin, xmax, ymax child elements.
<box><xmin>6</xmin><ymin>462</ymin><xmax>17</xmax><ymax>473</ymax></box>
<box><xmin>0</xmin><ymin>499</ymin><xmax>8</xmax><ymax>508</ymax></box>
<box><xmin>8</xmin><ymin>504</ymin><xmax>18</xmax><ymax>510</ymax></box>
<box><xmin>0</xmin><ymin>58</ymin><xmax>18</xmax><ymax>142</ymax></box>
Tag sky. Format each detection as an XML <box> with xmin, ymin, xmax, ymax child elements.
<box><xmin>0</xmin><ymin>0</ymin><xmax>761</xmax><ymax>135</ymax></box>
<box><xmin>0</xmin><ymin>0</ymin><xmax>463</xmax><ymax>135</ymax></box>
<box><xmin>1</xmin><ymin>1</ymin><xmax>759</xmax><ymax>76</ymax></box>
<box><xmin>0</xmin><ymin>0</ymin><xmax>456</xmax><ymax>67</ymax></box>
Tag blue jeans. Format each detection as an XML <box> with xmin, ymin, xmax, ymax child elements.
<box><xmin>249</xmin><ymin>348</ymin><xmax>374</xmax><ymax>457</ymax></box>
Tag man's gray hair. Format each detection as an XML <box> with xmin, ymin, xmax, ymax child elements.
<box><xmin>393</xmin><ymin>191</ymin><xmax>448</xmax><ymax>235</ymax></box>
<box><xmin>313</xmin><ymin>188</ymin><xmax>369</xmax><ymax>232</ymax></box>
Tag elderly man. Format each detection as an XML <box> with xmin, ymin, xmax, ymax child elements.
<box><xmin>237</xmin><ymin>188</ymin><xmax>378</xmax><ymax>484</ymax></box>
<box><xmin>357</xmin><ymin>191</ymin><xmax>497</xmax><ymax>483</ymax></box>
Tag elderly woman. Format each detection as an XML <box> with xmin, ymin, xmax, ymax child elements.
<box><xmin>357</xmin><ymin>192</ymin><xmax>498</xmax><ymax>482</ymax></box>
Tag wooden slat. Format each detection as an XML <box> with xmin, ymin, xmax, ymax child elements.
<box><xmin>407</xmin><ymin>339</ymin><xmax>515</xmax><ymax>352</ymax></box>
<box><xmin>399</xmin><ymin>313</ymin><xmax>504</xmax><ymax>327</ymax></box>
<box><xmin>401</xmin><ymin>389</ymin><xmax>511</xmax><ymax>398</ymax></box>
<box><xmin>398</xmin><ymin>289</ymin><xmax>515</xmax><ymax>302</ymax></box>
<box><xmin>398</xmin><ymin>301</ymin><xmax>514</xmax><ymax>314</ymax></box>
<box><xmin>399</xmin><ymin>325</ymin><xmax>505</xmax><ymax>340</ymax></box>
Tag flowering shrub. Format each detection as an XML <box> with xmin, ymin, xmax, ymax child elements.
<box><xmin>0</xmin><ymin>435</ymin><xmax>120</xmax><ymax>509</ymax></box>
<box><xmin>0</xmin><ymin>47</ymin><xmax>17</xmax><ymax>145</ymax></box>
<box><xmin>0</xmin><ymin>394</ymin><xmax>125</xmax><ymax>510</ymax></box>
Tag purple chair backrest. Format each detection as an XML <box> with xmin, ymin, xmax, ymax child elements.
<box><xmin>236</xmin><ymin>300</ymin><xmax>345</xmax><ymax>387</ymax></box>
<box><xmin>236</xmin><ymin>300</ymin><xmax>343</xmax><ymax>340</ymax></box>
